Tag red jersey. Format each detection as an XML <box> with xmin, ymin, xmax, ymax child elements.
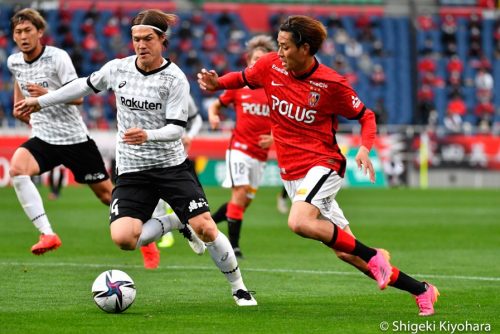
<box><xmin>238</xmin><ymin>52</ymin><xmax>376</xmax><ymax>180</ymax></box>
<box><xmin>219</xmin><ymin>87</ymin><xmax>271</xmax><ymax>161</ymax></box>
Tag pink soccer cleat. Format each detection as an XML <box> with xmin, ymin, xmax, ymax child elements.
<box><xmin>415</xmin><ymin>283</ymin><xmax>439</xmax><ymax>316</ymax></box>
<box><xmin>31</xmin><ymin>234</ymin><xmax>62</xmax><ymax>255</ymax></box>
<box><xmin>367</xmin><ymin>249</ymin><xmax>392</xmax><ymax>290</ymax></box>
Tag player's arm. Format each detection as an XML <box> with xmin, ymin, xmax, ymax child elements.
<box><xmin>208</xmin><ymin>99</ymin><xmax>223</xmax><ymax>130</ymax></box>
<box><xmin>12</xmin><ymin>80</ymin><xmax>30</xmax><ymax>124</ymax></box>
<box><xmin>198</xmin><ymin>69</ymin><xmax>245</xmax><ymax>91</ymax></box>
<box><xmin>26</xmin><ymin>83</ymin><xmax>83</xmax><ymax>105</ymax></box>
<box><xmin>355</xmin><ymin>108</ymin><xmax>377</xmax><ymax>183</ymax></box>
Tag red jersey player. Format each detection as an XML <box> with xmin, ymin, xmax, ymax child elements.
<box><xmin>208</xmin><ymin>35</ymin><xmax>275</xmax><ymax>258</ymax></box>
<box><xmin>198</xmin><ymin>15</ymin><xmax>439</xmax><ymax>316</ymax></box>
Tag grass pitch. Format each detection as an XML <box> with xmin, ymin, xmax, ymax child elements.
<box><xmin>0</xmin><ymin>186</ymin><xmax>498</xmax><ymax>333</ymax></box>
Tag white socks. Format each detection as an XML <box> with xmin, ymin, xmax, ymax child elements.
<box><xmin>12</xmin><ymin>175</ymin><xmax>54</xmax><ymax>235</ymax></box>
<box><xmin>136</xmin><ymin>213</ymin><xmax>184</xmax><ymax>248</ymax></box>
<box><xmin>206</xmin><ymin>231</ymin><xmax>246</xmax><ymax>293</ymax></box>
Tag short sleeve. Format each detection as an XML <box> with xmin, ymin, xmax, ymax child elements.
<box><xmin>87</xmin><ymin>59</ymin><xmax>118</xmax><ymax>92</ymax></box>
<box><xmin>165</xmin><ymin>75</ymin><xmax>190</xmax><ymax>124</ymax></box>
<box><xmin>331</xmin><ymin>83</ymin><xmax>366</xmax><ymax>119</ymax></box>
<box><xmin>55</xmin><ymin>49</ymin><xmax>78</xmax><ymax>85</ymax></box>
<box><xmin>219</xmin><ymin>89</ymin><xmax>237</xmax><ymax>107</ymax></box>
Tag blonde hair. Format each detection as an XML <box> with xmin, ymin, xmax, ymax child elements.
<box><xmin>246</xmin><ymin>34</ymin><xmax>277</xmax><ymax>62</ymax></box>
<box><xmin>11</xmin><ymin>8</ymin><xmax>47</xmax><ymax>31</ymax></box>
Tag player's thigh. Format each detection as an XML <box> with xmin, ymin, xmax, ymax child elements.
<box><xmin>12</xmin><ymin>137</ymin><xmax>60</xmax><ymax>175</ymax></box>
<box><xmin>110</xmin><ymin>176</ymin><xmax>158</xmax><ymax>225</ymax></box>
<box><xmin>110</xmin><ymin>216</ymin><xmax>144</xmax><ymax>248</ymax></box>
<box><xmin>285</xmin><ymin>166</ymin><xmax>349</xmax><ymax>229</ymax></box>
<box><xmin>157</xmin><ymin>161</ymin><xmax>210</xmax><ymax>224</ymax></box>
<box><xmin>60</xmin><ymin>138</ymin><xmax>110</xmax><ymax>184</ymax></box>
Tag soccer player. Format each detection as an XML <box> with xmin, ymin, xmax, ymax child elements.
<box><xmin>208</xmin><ymin>35</ymin><xmax>275</xmax><ymax>258</ymax></box>
<box><xmin>16</xmin><ymin>9</ymin><xmax>257</xmax><ymax>306</ymax></box>
<box><xmin>197</xmin><ymin>15</ymin><xmax>439</xmax><ymax>315</ymax></box>
<box><xmin>7</xmin><ymin>8</ymin><xmax>113</xmax><ymax>255</ymax></box>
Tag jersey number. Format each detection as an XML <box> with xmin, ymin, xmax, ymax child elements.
<box><xmin>111</xmin><ymin>199</ymin><xmax>119</xmax><ymax>216</ymax></box>
<box><xmin>232</xmin><ymin>162</ymin><xmax>245</xmax><ymax>176</ymax></box>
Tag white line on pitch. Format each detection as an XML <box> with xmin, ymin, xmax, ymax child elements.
<box><xmin>1</xmin><ymin>261</ymin><xmax>499</xmax><ymax>282</ymax></box>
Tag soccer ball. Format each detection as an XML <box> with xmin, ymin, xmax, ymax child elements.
<box><xmin>92</xmin><ymin>269</ymin><xmax>136</xmax><ymax>313</ymax></box>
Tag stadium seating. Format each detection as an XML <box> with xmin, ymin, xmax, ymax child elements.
<box><xmin>0</xmin><ymin>4</ymin><xmax>498</xmax><ymax>130</ymax></box>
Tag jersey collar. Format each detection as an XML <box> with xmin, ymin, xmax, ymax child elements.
<box><xmin>24</xmin><ymin>45</ymin><xmax>46</xmax><ymax>65</ymax></box>
<box><xmin>292</xmin><ymin>57</ymin><xmax>319</xmax><ymax>80</ymax></box>
<box><xmin>135</xmin><ymin>57</ymin><xmax>171</xmax><ymax>76</ymax></box>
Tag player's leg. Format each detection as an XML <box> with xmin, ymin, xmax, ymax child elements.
<box><xmin>64</xmin><ymin>138</ymin><xmax>112</xmax><ymax>206</ymax></box>
<box><xmin>226</xmin><ymin>185</ymin><xmax>251</xmax><ymax>258</ymax></box>
<box><xmin>156</xmin><ymin>199</ymin><xmax>175</xmax><ymax>248</ymax></box>
<box><xmin>286</xmin><ymin>166</ymin><xmax>392</xmax><ymax>289</ymax></box>
<box><xmin>276</xmin><ymin>185</ymin><xmax>289</xmax><ymax>214</ymax></box>
<box><xmin>335</xmin><ymin>226</ymin><xmax>439</xmax><ymax>316</ymax></box>
<box><xmin>189</xmin><ymin>212</ymin><xmax>257</xmax><ymax>306</ymax></box>
<box><xmin>164</xmin><ymin>159</ymin><xmax>256</xmax><ymax>306</ymax></box>
<box><xmin>10</xmin><ymin>139</ymin><xmax>61</xmax><ymax>255</ymax></box>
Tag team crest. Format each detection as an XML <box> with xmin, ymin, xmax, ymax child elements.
<box><xmin>308</xmin><ymin>91</ymin><xmax>320</xmax><ymax>107</ymax></box>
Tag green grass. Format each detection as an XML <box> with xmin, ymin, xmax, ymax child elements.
<box><xmin>0</xmin><ymin>186</ymin><xmax>499</xmax><ymax>333</ymax></box>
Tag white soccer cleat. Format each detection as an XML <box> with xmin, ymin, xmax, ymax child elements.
<box><xmin>233</xmin><ymin>289</ymin><xmax>257</xmax><ymax>306</ymax></box>
<box><xmin>179</xmin><ymin>224</ymin><xmax>206</xmax><ymax>255</ymax></box>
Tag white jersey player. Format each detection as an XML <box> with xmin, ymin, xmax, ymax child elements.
<box><xmin>17</xmin><ymin>9</ymin><xmax>257</xmax><ymax>306</ymax></box>
<box><xmin>7</xmin><ymin>8</ymin><xmax>113</xmax><ymax>255</ymax></box>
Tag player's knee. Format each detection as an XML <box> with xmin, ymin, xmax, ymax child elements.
<box><xmin>9</xmin><ymin>165</ymin><xmax>24</xmax><ymax>177</ymax></box>
<box><xmin>287</xmin><ymin>215</ymin><xmax>306</xmax><ymax>235</ymax></box>
<box><xmin>190</xmin><ymin>213</ymin><xmax>218</xmax><ymax>242</ymax></box>
<box><xmin>111</xmin><ymin>233</ymin><xmax>136</xmax><ymax>250</ymax></box>
<box><xmin>98</xmin><ymin>191</ymin><xmax>112</xmax><ymax>206</ymax></box>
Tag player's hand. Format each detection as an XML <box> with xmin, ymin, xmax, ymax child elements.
<box><xmin>355</xmin><ymin>146</ymin><xmax>375</xmax><ymax>183</ymax></box>
<box><xmin>123</xmin><ymin>128</ymin><xmax>147</xmax><ymax>145</ymax></box>
<box><xmin>197</xmin><ymin>68</ymin><xmax>219</xmax><ymax>91</ymax></box>
<box><xmin>14</xmin><ymin>97</ymin><xmax>41</xmax><ymax>119</ymax></box>
<box><xmin>208</xmin><ymin>113</ymin><xmax>220</xmax><ymax>130</ymax></box>
<box><xmin>182</xmin><ymin>135</ymin><xmax>192</xmax><ymax>151</ymax></box>
<box><xmin>258</xmin><ymin>134</ymin><xmax>274</xmax><ymax>149</ymax></box>
<box><xmin>26</xmin><ymin>83</ymin><xmax>48</xmax><ymax>97</ymax></box>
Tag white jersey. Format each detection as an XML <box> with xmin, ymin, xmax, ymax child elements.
<box><xmin>7</xmin><ymin>46</ymin><xmax>89</xmax><ymax>145</ymax></box>
<box><xmin>87</xmin><ymin>56</ymin><xmax>189</xmax><ymax>174</ymax></box>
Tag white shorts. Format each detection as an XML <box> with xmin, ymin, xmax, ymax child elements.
<box><xmin>282</xmin><ymin>166</ymin><xmax>350</xmax><ymax>229</ymax></box>
<box><xmin>222</xmin><ymin>149</ymin><xmax>267</xmax><ymax>198</ymax></box>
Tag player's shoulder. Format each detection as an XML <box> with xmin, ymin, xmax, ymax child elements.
<box><xmin>315</xmin><ymin>62</ymin><xmax>353</xmax><ymax>90</ymax></box>
<box><xmin>6</xmin><ymin>51</ymin><xmax>22</xmax><ymax>68</ymax></box>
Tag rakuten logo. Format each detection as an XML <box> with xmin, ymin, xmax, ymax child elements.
<box><xmin>271</xmin><ymin>95</ymin><xmax>317</xmax><ymax>124</ymax></box>
<box><xmin>120</xmin><ymin>97</ymin><xmax>162</xmax><ymax>111</ymax></box>
<box><xmin>242</xmin><ymin>103</ymin><xmax>270</xmax><ymax>116</ymax></box>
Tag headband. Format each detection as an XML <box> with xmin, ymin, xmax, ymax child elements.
<box><xmin>131</xmin><ymin>24</ymin><xmax>167</xmax><ymax>34</ymax></box>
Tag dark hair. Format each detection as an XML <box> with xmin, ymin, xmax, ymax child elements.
<box><xmin>279</xmin><ymin>15</ymin><xmax>327</xmax><ymax>55</ymax></box>
<box><xmin>131</xmin><ymin>9</ymin><xmax>177</xmax><ymax>48</ymax></box>
<box><xmin>11</xmin><ymin>8</ymin><xmax>47</xmax><ymax>31</ymax></box>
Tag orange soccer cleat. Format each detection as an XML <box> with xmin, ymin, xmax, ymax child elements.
<box><xmin>31</xmin><ymin>234</ymin><xmax>62</xmax><ymax>255</ymax></box>
<box><xmin>140</xmin><ymin>242</ymin><xmax>160</xmax><ymax>269</ymax></box>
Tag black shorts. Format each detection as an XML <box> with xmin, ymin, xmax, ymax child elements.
<box><xmin>21</xmin><ymin>136</ymin><xmax>109</xmax><ymax>184</ymax></box>
<box><xmin>110</xmin><ymin>159</ymin><xmax>210</xmax><ymax>224</ymax></box>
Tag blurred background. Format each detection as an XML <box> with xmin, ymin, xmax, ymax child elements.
<box><xmin>1</xmin><ymin>0</ymin><xmax>499</xmax><ymax>188</ymax></box>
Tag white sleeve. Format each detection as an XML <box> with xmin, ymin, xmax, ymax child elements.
<box><xmin>55</xmin><ymin>49</ymin><xmax>78</xmax><ymax>84</ymax></box>
<box><xmin>186</xmin><ymin>114</ymin><xmax>202</xmax><ymax>138</ymax></box>
<box><xmin>38</xmin><ymin>77</ymin><xmax>93</xmax><ymax>108</ymax></box>
<box><xmin>186</xmin><ymin>95</ymin><xmax>202</xmax><ymax>138</ymax></box>
<box><xmin>165</xmin><ymin>75</ymin><xmax>190</xmax><ymax>124</ymax></box>
<box><xmin>145</xmin><ymin>124</ymin><xmax>184</xmax><ymax>142</ymax></box>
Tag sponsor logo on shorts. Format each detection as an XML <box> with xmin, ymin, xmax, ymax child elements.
<box><xmin>188</xmin><ymin>198</ymin><xmax>209</xmax><ymax>212</ymax></box>
<box><xmin>296</xmin><ymin>188</ymin><xmax>307</xmax><ymax>195</ymax></box>
<box><xmin>84</xmin><ymin>173</ymin><xmax>106</xmax><ymax>181</ymax></box>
